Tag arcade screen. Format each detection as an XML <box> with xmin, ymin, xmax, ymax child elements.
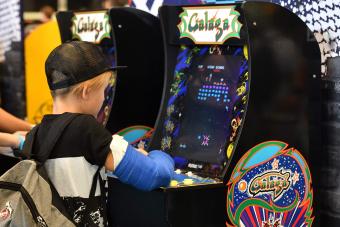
<box><xmin>165</xmin><ymin>45</ymin><xmax>244</xmax><ymax>173</ymax></box>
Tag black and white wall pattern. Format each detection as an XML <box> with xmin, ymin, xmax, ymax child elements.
<box><xmin>273</xmin><ymin>0</ymin><xmax>339</xmax><ymax>76</ymax></box>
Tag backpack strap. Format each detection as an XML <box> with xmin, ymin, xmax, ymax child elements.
<box><xmin>36</xmin><ymin>166</ymin><xmax>75</xmax><ymax>223</ymax></box>
<box><xmin>85</xmin><ymin>167</ymin><xmax>108</xmax><ymax>225</ymax></box>
<box><xmin>19</xmin><ymin>125</ymin><xmax>40</xmax><ymax>159</ymax></box>
<box><xmin>97</xmin><ymin>170</ymin><xmax>108</xmax><ymax>225</ymax></box>
<box><xmin>89</xmin><ymin>167</ymin><xmax>102</xmax><ymax>198</ymax></box>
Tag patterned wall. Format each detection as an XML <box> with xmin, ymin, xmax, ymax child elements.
<box><xmin>271</xmin><ymin>0</ymin><xmax>340</xmax><ymax>76</ymax></box>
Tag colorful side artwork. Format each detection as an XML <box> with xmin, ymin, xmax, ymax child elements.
<box><xmin>226</xmin><ymin>141</ymin><xmax>313</xmax><ymax>227</ymax></box>
<box><xmin>116</xmin><ymin>125</ymin><xmax>154</xmax><ymax>149</ymax></box>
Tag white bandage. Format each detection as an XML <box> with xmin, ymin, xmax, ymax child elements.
<box><xmin>110</xmin><ymin>135</ymin><xmax>128</xmax><ymax>170</ymax></box>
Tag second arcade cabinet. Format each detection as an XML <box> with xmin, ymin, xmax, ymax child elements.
<box><xmin>56</xmin><ymin>7</ymin><xmax>164</xmax><ymax>136</ymax></box>
<box><xmin>109</xmin><ymin>2</ymin><xmax>321</xmax><ymax>227</ymax></box>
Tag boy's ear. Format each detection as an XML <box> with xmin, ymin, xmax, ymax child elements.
<box><xmin>81</xmin><ymin>85</ymin><xmax>90</xmax><ymax>100</ymax></box>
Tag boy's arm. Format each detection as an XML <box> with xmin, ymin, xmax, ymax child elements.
<box><xmin>105</xmin><ymin>152</ymin><xmax>114</xmax><ymax>171</ymax></box>
<box><xmin>105</xmin><ymin>135</ymin><xmax>174</xmax><ymax>191</ymax></box>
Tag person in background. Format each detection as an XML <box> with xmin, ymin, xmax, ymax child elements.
<box><xmin>40</xmin><ymin>5</ymin><xmax>55</xmax><ymax>22</ymax></box>
<box><xmin>102</xmin><ymin>0</ymin><xmax>129</xmax><ymax>8</ymax></box>
<box><xmin>0</xmin><ymin>108</ymin><xmax>32</xmax><ymax>133</ymax></box>
<box><xmin>0</xmin><ymin>108</ymin><xmax>31</xmax><ymax>152</ymax></box>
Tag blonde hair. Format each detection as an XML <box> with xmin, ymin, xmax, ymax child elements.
<box><xmin>51</xmin><ymin>71</ymin><xmax>115</xmax><ymax>99</ymax></box>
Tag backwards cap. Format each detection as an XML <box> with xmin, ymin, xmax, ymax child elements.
<box><xmin>45</xmin><ymin>41</ymin><xmax>125</xmax><ymax>90</ymax></box>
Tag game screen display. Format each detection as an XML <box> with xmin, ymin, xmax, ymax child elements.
<box><xmin>161</xmin><ymin>45</ymin><xmax>247</xmax><ymax>176</ymax></box>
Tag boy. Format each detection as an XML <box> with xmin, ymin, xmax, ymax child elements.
<box><xmin>28</xmin><ymin>41</ymin><xmax>174</xmax><ymax>226</ymax></box>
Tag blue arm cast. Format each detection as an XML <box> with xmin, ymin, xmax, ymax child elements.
<box><xmin>113</xmin><ymin>145</ymin><xmax>174</xmax><ymax>191</ymax></box>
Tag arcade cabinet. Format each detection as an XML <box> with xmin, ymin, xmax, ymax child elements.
<box><xmin>108</xmin><ymin>2</ymin><xmax>321</xmax><ymax>227</ymax></box>
<box><xmin>320</xmin><ymin>57</ymin><xmax>340</xmax><ymax>225</ymax></box>
<box><xmin>56</xmin><ymin>7</ymin><xmax>164</xmax><ymax>134</ymax></box>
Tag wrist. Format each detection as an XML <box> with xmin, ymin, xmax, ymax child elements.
<box><xmin>16</xmin><ymin>134</ymin><xmax>25</xmax><ymax>150</ymax></box>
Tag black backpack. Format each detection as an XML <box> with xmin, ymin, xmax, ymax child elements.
<box><xmin>0</xmin><ymin>114</ymin><xmax>105</xmax><ymax>226</ymax></box>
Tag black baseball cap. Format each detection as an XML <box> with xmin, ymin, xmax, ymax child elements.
<box><xmin>45</xmin><ymin>41</ymin><xmax>125</xmax><ymax>90</ymax></box>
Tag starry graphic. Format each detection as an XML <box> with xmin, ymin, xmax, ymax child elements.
<box><xmin>232</xmin><ymin>155</ymin><xmax>305</xmax><ymax>208</ymax></box>
<box><xmin>227</xmin><ymin>141</ymin><xmax>313</xmax><ymax>227</ymax></box>
<box><xmin>292</xmin><ymin>170</ymin><xmax>300</xmax><ymax>185</ymax></box>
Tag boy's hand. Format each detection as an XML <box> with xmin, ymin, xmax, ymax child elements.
<box><xmin>136</xmin><ymin>148</ymin><xmax>148</xmax><ymax>155</ymax></box>
<box><xmin>14</xmin><ymin>131</ymin><xmax>28</xmax><ymax>136</ymax></box>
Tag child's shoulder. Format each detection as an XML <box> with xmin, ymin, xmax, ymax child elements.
<box><xmin>66</xmin><ymin>113</ymin><xmax>104</xmax><ymax>129</ymax></box>
<box><xmin>39</xmin><ymin>113</ymin><xmax>112</xmax><ymax>145</ymax></box>
<box><xmin>42</xmin><ymin>112</ymin><xmax>103</xmax><ymax>131</ymax></box>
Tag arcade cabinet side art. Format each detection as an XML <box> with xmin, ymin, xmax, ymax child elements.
<box><xmin>226</xmin><ymin>141</ymin><xmax>314</xmax><ymax>227</ymax></box>
<box><xmin>224</xmin><ymin>2</ymin><xmax>322</xmax><ymax>226</ymax></box>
